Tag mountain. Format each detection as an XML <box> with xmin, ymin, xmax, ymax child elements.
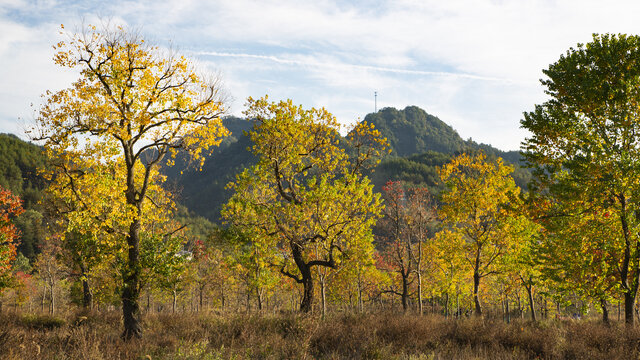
<box><xmin>160</xmin><ymin>117</ymin><xmax>256</xmax><ymax>221</ymax></box>
<box><xmin>0</xmin><ymin>107</ymin><xmax>529</xmax><ymax>231</ymax></box>
<box><xmin>364</xmin><ymin>106</ymin><xmax>530</xmax><ymax>191</ymax></box>
<box><xmin>0</xmin><ymin>134</ymin><xmax>47</xmax><ymax>209</ymax></box>
<box><xmin>161</xmin><ymin>107</ymin><xmax>530</xmax><ymax>222</ymax></box>
<box><xmin>363</xmin><ymin>106</ymin><xmax>467</xmax><ymax>156</ymax></box>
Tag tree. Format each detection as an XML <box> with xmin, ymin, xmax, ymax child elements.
<box><xmin>33</xmin><ymin>235</ymin><xmax>67</xmax><ymax>314</ymax></box>
<box><xmin>378</xmin><ymin>181</ymin><xmax>436</xmax><ymax>314</ymax></box>
<box><xmin>0</xmin><ymin>186</ymin><xmax>24</xmax><ymax>292</ymax></box>
<box><xmin>521</xmin><ymin>33</ymin><xmax>640</xmax><ymax>325</ymax></box>
<box><xmin>223</xmin><ymin>96</ymin><xmax>387</xmax><ymax>313</ymax></box>
<box><xmin>438</xmin><ymin>152</ymin><xmax>521</xmax><ymax>316</ymax></box>
<box><xmin>379</xmin><ymin>181</ymin><xmax>414</xmax><ymax>312</ymax></box>
<box><xmin>33</xmin><ymin>24</ymin><xmax>228</xmax><ymax>338</ymax></box>
<box><xmin>532</xmin><ymin>195</ymin><xmax>618</xmax><ymax>323</ymax></box>
<box><xmin>431</xmin><ymin>229</ymin><xmax>471</xmax><ymax>318</ymax></box>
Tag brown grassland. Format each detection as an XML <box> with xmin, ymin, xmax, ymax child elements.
<box><xmin>1</xmin><ymin>311</ymin><xmax>640</xmax><ymax>359</ymax></box>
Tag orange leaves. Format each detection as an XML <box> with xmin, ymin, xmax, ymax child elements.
<box><xmin>0</xmin><ymin>186</ymin><xmax>24</xmax><ymax>288</ymax></box>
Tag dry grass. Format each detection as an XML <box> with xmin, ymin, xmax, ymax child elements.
<box><xmin>1</xmin><ymin>311</ymin><xmax>639</xmax><ymax>359</ymax></box>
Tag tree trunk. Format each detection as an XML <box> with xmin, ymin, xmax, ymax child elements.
<box><xmin>417</xmin><ymin>270</ymin><xmax>423</xmax><ymax>316</ymax></box>
<box><xmin>172</xmin><ymin>289</ymin><xmax>177</xmax><ymax>313</ymax></box>
<box><xmin>82</xmin><ymin>279</ymin><xmax>92</xmax><ymax>310</ymax></box>
<box><xmin>300</xmin><ymin>271</ymin><xmax>313</xmax><ymax>313</ymax></box>
<box><xmin>79</xmin><ymin>263</ymin><xmax>93</xmax><ymax>310</ymax></box>
<box><xmin>292</xmin><ymin>243</ymin><xmax>314</xmax><ymax>313</ymax></box>
<box><xmin>49</xmin><ymin>283</ymin><xmax>55</xmax><ymax>314</ymax></box>
<box><xmin>618</xmin><ymin>301</ymin><xmax>621</xmax><ymax>322</ymax></box>
<box><xmin>357</xmin><ymin>278</ymin><xmax>363</xmax><ymax>314</ymax></box>
<box><xmin>444</xmin><ymin>293</ymin><xmax>449</xmax><ymax>318</ymax></box>
<box><xmin>518</xmin><ymin>294</ymin><xmax>523</xmax><ymax>319</ymax></box>
<box><xmin>320</xmin><ymin>277</ymin><xmax>327</xmax><ymax>317</ymax></box>
<box><xmin>199</xmin><ymin>285</ymin><xmax>204</xmax><ymax>312</ymax></box>
<box><xmin>600</xmin><ymin>298</ymin><xmax>609</xmax><ymax>325</ymax></box>
<box><xmin>257</xmin><ymin>287</ymin><xmax>264</xmax><ymax>311</ymax></box>
<box><xmin>505</xmin><ymin>296</ymin><xmax>510</xmax><ymax>324</ymax></box>
<box><xmin>41</xmin><ymin>284</ymin><xmax>47</xmax><ymax>313</ymax></box>
<box><xmin>625</xmin><ymin>291</ymin><xmax>635</xmax><ymax>325</ymax></box>
<box><xmin>526</xmin><ymin>284</ymin><xmax>536</xmax><ymax>321</ymax></box>
<box><xmin>473</xmin><ymin>270</ymin><xmax>482</xmax><ymax>316</ymax></box>
<box><xmin>221</xmin><ymin>286</ymin><xmax>225</xmax><ymax>310</ymax></box>
<box><xmin>121</xmin><ymin>218</ymin><xmax>142</xmax><ymax>340</ymax></box>
<box><xmin>401</xmin><ymin>272</ymin><xmax>409</xmax><ymax>313</ymax></box>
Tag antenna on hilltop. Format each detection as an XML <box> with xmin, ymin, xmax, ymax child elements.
<box><xmin>374</xmin><ymin>91</ymin><xmax>377</xmax><ymax>113</ymax></box>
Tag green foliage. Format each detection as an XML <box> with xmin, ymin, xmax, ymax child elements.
<box><xmin>0</xmin><ymin>134</ymin><xmax>48</xmax><ymax>260</ymax></box>
<box><xmin>13</xmin><ymin>209</ymin><xmax>45</xmax><ymax>260</ymax></box>
<box><xmin>223</xmin><ymin>96</ymin><xmax>386</xmax><ymax>312</ymax></box>
<box><xmin>0</xmin><ymin>134</ymin><xmax>46</xmax><ymax>209</ymax></box>
<box><xmin>372</xmin><ymin>151</ymin><xmax>451</xmax><ymax>194</ymax></box>
<box><xmin>522</xmin><ymin>33</ymin><xmax>640</xmax><ymax>323</ymax></box>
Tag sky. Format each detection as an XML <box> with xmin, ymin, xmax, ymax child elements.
<box><xmin>1</xmin><ymin>0</ymin><xmax>640</xmax><ymax>151</ymax></box>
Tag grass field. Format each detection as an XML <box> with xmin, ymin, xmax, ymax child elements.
<box><xmin>1</xmin><ymin>311</ymin><xmax>640</xmax><ymax>359</ymax></box>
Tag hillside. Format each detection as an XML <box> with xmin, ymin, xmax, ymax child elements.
<box><xmin>0</xmin><ymin>134</ymin><xmax>48</xmax><ymax>259</ymax></box>
<box><xmin>161</xmin><ymin>107</ymin><xmax>530</xmax><ymax>222</ymax></box>
<box><xmin>0</xmin><ymin>108</ymin><xmax>530</xmax><ymax>230</ymax></box>
<box><xmin>0</xmin><ymin>134</ymin><xmax>47</xmax><ymax>209</ymax></box>
<box><xmin>363</xmin><ymin>106</ymin><xmax>467</xmax><ymax>156</ymax></box>
<box><xmin>160</xmin><ymin>117</ymin><xmax>256</xmax><ymax>221</ymax></box>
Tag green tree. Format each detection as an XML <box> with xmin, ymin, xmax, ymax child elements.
<box><xmin>223</xmin><ymin>96</ymin><xmax>387</xmax><ymax>313</ymax></box>
<box><xmin>521</xmin><ymin>33</ymin><xmax>640</xmax><ymax>325</ymax></box>
<box><xmin>33</xmin><ymin>24</ymin><xmax>228</xmax><ymax>338</ymax></box>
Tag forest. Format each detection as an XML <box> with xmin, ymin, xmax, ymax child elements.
<box><xmin>2</xmin><ymin>26</ymin><xmax>640</xmax><ymax>359</ymax></box>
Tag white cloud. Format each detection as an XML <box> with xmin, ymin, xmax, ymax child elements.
<box><xmin>3</xmin><ymin>0</ymin><xmax>640</xmax><ymax>150</ymax></box>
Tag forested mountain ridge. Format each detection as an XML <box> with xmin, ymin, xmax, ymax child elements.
<box><xmin>160</xmin><ymin>106</ymin><xmax>530</xmax><ymax>222</ymax></box>
<box><xmin>363</xmin><ymin>106</ymin><xmax>467</xmax><ymax>156</ymax></box>
<box><xmin>364</xmin><ymin>106</ymin><xmax>529</xmax><ymax>191</ymax></box>
<box><xmin>0</xmin><ymin>106</ymin><xmax>530</xmax><ymax>229</ymax></box>
<box><xmin>0</xmin><ymin>133</ymin><xmax>47</xmax><ymax>209</ymax></box>
<box><xmin>160</xmin><ymin>116</ymin><xmax>256</xmax><ymax>221</ymax></box>
<box><xmin>0</xmin><ymin>133</ymin><xmax>48</xmax><ymax>259</ymax></box>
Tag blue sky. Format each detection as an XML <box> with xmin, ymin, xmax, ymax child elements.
<box><xmin>2</xmin><ymin>0</ymin><xmax>640</xmax><ymax>151</ymax></box>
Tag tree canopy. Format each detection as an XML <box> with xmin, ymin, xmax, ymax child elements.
<box><xmin>223</xmin><ymin>96</ymin><xmax>388</xmax><ymax>313</ymax></box>
<box><xmin>522</xmin><ymin>33</ymin><xmax>640</xmax><ymax>325</ymax></box>
<box><xmin>33</xmin><ymin>24</ymin><xmax>229</xmax><ymax>339</ymax></box>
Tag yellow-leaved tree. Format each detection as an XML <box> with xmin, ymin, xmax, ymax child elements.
<box><xmin>223</xmin><ymin>96</ymin><xmax>387</xmax><ymax>313</ymax></box>
<box><xmin>33</xmin><ymin>24</ymin><xmax>228</xmax><ymax>339</ymax></box>
<box><xmin>438</xmin><ymin>152</ymin><xmax>522</xmax><ymax>316</ymax></box>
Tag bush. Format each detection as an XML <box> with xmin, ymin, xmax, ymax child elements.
<box><xmin>21</xmin><ymin>314</ymin><xmax>66</xmax><ymax>330</ymax></box>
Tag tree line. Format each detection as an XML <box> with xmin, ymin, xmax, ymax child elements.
<box><xmin>1</xmin><ymin>25</ymin><xmax>640</xmax><ymax>342</ymax></box>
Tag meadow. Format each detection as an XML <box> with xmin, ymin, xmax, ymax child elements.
<box><xmin>1</xmin><ymin>310</ymin><xmax>639</xmax><ymax>359</ymax></box>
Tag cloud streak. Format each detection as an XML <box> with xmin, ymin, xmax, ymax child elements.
<box><xmin>195</xmin><ymin>51</ymin><xmax>514</xmax><ymax>83</ymax></box>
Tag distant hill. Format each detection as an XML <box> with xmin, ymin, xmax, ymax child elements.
<box><xmin>0</xmin><ymin>134</ymin><xmax>47</xmax><ymax>209</ymax></box>
<box><xmin>363</xmin><ymin>106</ymin><xmax>466</xmax><ymax>156</ymax></box>
<box><xmin>363</xmin><ymin>106</ymin><xmax>529</xmax><ymax>192</ymax></box>
<box><xmin>160</xmin><ymin>117</ymin><xmax>256</xmax><ymax>221</ymax></box>
<box><xmin>0</xmin><ymin>133</ymin><xmax>48</xmax><ymax>259</ymax></box>
<box><xmin>160</xmin><ymin>107</ymin><xmax>530</xmax><ymax>222</ymax></box>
